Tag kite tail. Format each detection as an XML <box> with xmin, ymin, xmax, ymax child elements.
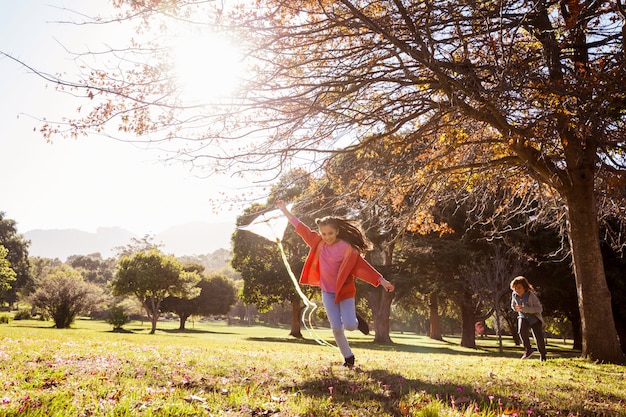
<box><xmin>276</xmin><ymin>239</ymin><xmax>336</xmax><ymax>350</ymax></box>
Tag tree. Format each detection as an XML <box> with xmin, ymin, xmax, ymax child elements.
<box><xmin>115</xmin><ymin>235</ymin><xmax>163</xmax><ymax>258</ymax></box>
<box><xmin>161</xmin><ymin>271</ymin><xmax>237</xmax><ymax>330</ymax></box>
<box><xmin>601</xmin><ymin>232</ymin><xmax>626</xmax><ymax>353</ymax></box>
<box><xmin>178</xmin><ymin>249</ymin><xmax>233</xmax><ymax>273</ymax></box>
<box><xmin>67</xmin><ymin>253</ymin><xmax>116</xmax><ymax>287</ymax></box>
<box><xmin>0</xmin><ymin>212</ymin><xmax>31</xmax><ymax>306</ymax></box>
<box><xmin>6</xmin><ymin>1</ymin><xmax>625</xmax><ymax>362</ymax></box>
<box><xmin>23</xmin><ymin>257</ymin><xmax>63</xmax><ymax>314</ymax></box>
<box><xmin>111</xmin><ymin>249</ymin><xmax>201</xmax><ymax>334</ymax></box>
<box><xmin>0</xmin><ymin>246</ymin><xmax>17</xmax><ymax>298</ymax></box>
<box><xmin>232</xmin><ymin>203</ymin><xmax>307</xmax><ymax>337</ymax></box>
<box><xmin>394</xmin><ymin>235</ymin><xmax>473</xmax><ymax>340</ymax></box>
<box><xmin>465</xmin><ymin>244</ymin><xmax>527</xmax><ymax>352</ymax></box>
<box><xmin>29</xmin><ymin>265</ymin><xmax>103</xmax><ymax>328</ymax></box>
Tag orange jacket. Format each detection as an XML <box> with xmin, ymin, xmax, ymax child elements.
<box><xmin>292</xmin><ymin>219</ymin><xmax>382</xmax><ymax>303</ymax></box>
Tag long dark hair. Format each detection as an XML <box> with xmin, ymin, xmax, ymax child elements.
<box><xmin>315</xmin><ymin>216</ymin><xmax>371</xmax><ymax>253</ymax></box>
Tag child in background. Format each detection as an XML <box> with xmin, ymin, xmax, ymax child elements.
<box><xmin>276</xmin><ymin>200</ymin><xmax>394</xmax><ymax>367</ymax></box>
<box><xmin>510</xmin><ymin>275</ymin><xmax>547</xmax><ymax>361</ymax></box>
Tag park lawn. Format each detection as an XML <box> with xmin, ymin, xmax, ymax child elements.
<box><xmin>0</xmin><ymin>318</ymin><xmax>624</xmax><ymax>416</ymax></box>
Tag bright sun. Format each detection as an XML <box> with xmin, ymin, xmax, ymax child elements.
<box><xmin>171</xmin><ymin>31</ymin><xmax>244</xmax><ymax>104</ymax></box>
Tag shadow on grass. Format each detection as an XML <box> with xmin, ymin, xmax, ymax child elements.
<box><xmin>249</xmin><ymin>336</ymin><xmax>499</xmax><ymax>357</ymax></box>
<box><xmin>108</xmin><ymin>328</ymin><xmax>134</xmax><ymax>333</ymax></box>
<box><xmin>159</xmin><ymin>328</ymin><xmax>239</xmax><ymax>336</ymax></box>
<box><xmin>280</xmin><ymin>357</ymin><xmax>620</xmax><ymax>417</ymax></box>
<box><xmin>283</xmin><ymin>367</ymin><xmax>580</xmax><ymax>415</ymax></box>
<box><xmin>247</xmin><ymin>334</ymin><xmax>579</xmax><ymax>360</ymax></box>
<box><xmin>8</xmin><ymin>323</ymin><xmax>51</xmax><ymax>328</ymax></box>
<box><xmin>279</xmin><ymin>367</ymin><xmax>543</xmax><ymax>416</ymax></box>
<box><xmin>247</xmin><ymin>336</ymin><xmax>330</xmax><ymax>346</ymax></box>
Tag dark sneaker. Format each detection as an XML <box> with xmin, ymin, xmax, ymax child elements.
<box><xmin>521</xmin><ymin>349</ymin><xmax>535</xmax><ymax>359</ymax></box>
<box><xmin>540</xmin><ymin>355</ymin><xmax>547</xmax><ymax>362</ymax></box>
<box><xmin>356</xmin><ymin>313</ymin><xmax>369</xmax><ymax>335</ymax></box>
<box><xmin>343</xmin><ymin>355</ymin><xmax>355</xmax><ymax>367</ymax></box>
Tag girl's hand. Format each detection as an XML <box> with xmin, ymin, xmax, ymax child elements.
<box><xmin>276</xmin><ymin>200</ymin><xmax>295</xmax><ymax>220</ymax></box>
<box><xmin>380</xmin><ymin>277</ymin><xmax>394</xmax><ymax>292</ymax></box>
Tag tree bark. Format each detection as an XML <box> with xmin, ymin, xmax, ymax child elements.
<box><xmin>569</xmin><ymin>312</ymin><xmax>582</xmax><ymax>351</ymax></box>
<box><xmin>459</xmin><ymin>293</ymin><xmax>476</xmax><ymax>348</ymax></box>
<box><xmin>150</xmin><ymin>315</ymin><xmax>157</xmax><ymax>334</ymax></box>
<box><xmin>429</xmin><ymin>291</ymin><xmax>442</xmax><ymax>340</ymax></box>
<box><xmin>368</xmin><ymin>287</ymin><xmax>394</xmax><ymax>344</ymax></box>
<box><xmin>565</xmin><ymin>177</ymin><xmax>624</xmax><ymax>362</ymax></box>
<box><xmin>145</xmin><ymin>297</ymin><xmax>159</xmax><ymax>335</ymax></box>
<box><xmin>289</xmin><ymin>295</ymin><xmax>303</xmax><ymax>338</ymax></box>
<box><xmin>179</xmin><ymin>313</ymin><xmax>189</xmax><ymax>330</ymax></box>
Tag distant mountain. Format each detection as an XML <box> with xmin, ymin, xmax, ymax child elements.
<box><xmin>24</xmin><ymin>222</ymin><xmax>235</xmax><ymax>260</ymax></box>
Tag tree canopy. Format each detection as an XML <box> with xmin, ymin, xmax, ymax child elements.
<box><xmin>0</xmin><ymin>246</ymin><xmax>17</xmax><ymax>297</ymax></box>
<box><xmin>160</xmin><ymin>271</ymin><xmax>237</xmax><ymax>330</ymax></box>
<box><xmin>112</xmin><ymin>249</ymin><xmax>201</xmax><ymax>334</ymax></box>
<box><xmin>0</xmin><ymin>212</ymin><xmax>31</xmax><ymax>305</ymax></box>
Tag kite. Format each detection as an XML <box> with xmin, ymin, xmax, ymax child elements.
<box><xmin>238</xmin><ymin>205</ymin><xmax>336</xmax><ymax>349</ymax></box>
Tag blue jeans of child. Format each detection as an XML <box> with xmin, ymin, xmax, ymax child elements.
<box><xmin>518</xmin><ymin>317</ymin><xmax>547</xmax><ymax>358</ymax></box>
<box><xmin>322</xmin><ymin>291</ymin><xmax>358</xmax><ymax>359</ymax></box>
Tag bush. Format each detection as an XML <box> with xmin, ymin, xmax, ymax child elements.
<box><xmin>13</xmin><ymin>309</ymin><xmax>31</xmax><ymax>320</ymax></box>
<box><xmin>29</xmin><ymin>265</ymin><xmax>103</xmax><ymax>329</ymax></box>
<box><xmin>106</xmin><ymin>306</ymin><xmax>130</xmax><ymax>331</ymax></box>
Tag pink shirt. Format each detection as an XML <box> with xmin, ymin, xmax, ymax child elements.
<box><xmin>318</xmin><ymin>240</ymin><xmax>351</xmax><ymax>293</ymax></box>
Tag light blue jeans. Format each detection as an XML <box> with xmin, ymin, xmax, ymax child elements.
<box><xmin>322</xmin><ymin>291</ymin><xmax>358</xmax><ymax>359</ymax></box>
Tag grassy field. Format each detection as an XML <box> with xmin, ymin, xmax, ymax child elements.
<box><xmin>0</xmin><ymin>318</ymin><xmax>624</xmax><ymax>416</ymax></box>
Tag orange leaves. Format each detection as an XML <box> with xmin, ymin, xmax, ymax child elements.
<box><xmin>562</xmin><ymin>0</ymin><xmax>584</xmax><ymax>31</ymax></box>
<box><xmin>406</xmin><ymin>211</ymin><xmax>454</xmax><ymax>236</ymax></box>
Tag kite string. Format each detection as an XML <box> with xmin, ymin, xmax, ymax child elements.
<box><xmin>276</xmin><ymin>239</ymin><xmax>337</xmax><ymax>350</ymax></box>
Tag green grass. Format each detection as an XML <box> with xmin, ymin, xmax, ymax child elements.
<box><xmin>0</xmin><ymin>319</ymin><xmax>624</xmax><ymax>416</ymax></box>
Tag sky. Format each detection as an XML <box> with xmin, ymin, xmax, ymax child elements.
<box><xmin>0</xmin><ymin>0</ymin><xmax>250</xmax><ymax>236</ymax></box>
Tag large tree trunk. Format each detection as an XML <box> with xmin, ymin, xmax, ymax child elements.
<box><xmin>289</xmin><ymin>295</ymin><xmax>303</xmax><ymax>338</ymax></box>
<box><xmin>178</xmin><ymin>313</ymin><xmax>189</xmax><ymax>330</ymax></box>
<box><xmin>150</xmin><ymin>314</ymin><xmax>158</xmax><ymax>334</ymax></box>
<box><xmin>565</xmin><ymin>170</ymin><xmax>624</xmax><ymax>363</ymax></box>
<box><xmin>368</xmin><ymin>286</ymin><xmax>394</xmax><ymax>344</ymax></box>
<box><xmin>145</xmin><ymin>298</ymin><xmax>159</xmax><ymax>335</ymax></box>
<box><xmin>569</xmin><ymin>313</ymin><xmax>582</xmax><ymax>351</ymax></box>
<box><xmin>459</xmin><ymin>294</ymin><xmax>476</xmax><ymax>348</ymax></box>
<box><xmin>429</xmin><ymin>291</ymin><xmax>442</xmax><ymax>340</ymax></box>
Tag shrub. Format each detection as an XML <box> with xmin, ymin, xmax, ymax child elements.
<box><xmin>29</xmin><ymin>265</ymin><xmax>103</xmax><ymax>329</ymax></box>
<box><xmin>107</xmin><ymin>306</ymin><xmax>131</xmax><ymax>331</ymax></box>
<box><xmin>13</xmin><ymin>309</ymin><xmax>31</xmax><ymax>320</ymax></box>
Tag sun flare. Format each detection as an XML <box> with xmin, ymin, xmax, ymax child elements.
<box><xmin>171</xmin><ymin>31</ymin><xmax>244</xmax><ymax>104</ymax></box>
